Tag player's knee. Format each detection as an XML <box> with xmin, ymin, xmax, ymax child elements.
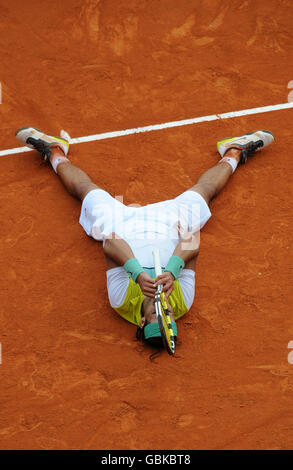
<box><xmin>189</xmin><ymin>185</ymin><xmax>212</xmax><ymax>206</ymax></box>
<box><xmin>78</xmin><ymin>181</ymin><xmax>99</xmax><ymax>200</ymax></box>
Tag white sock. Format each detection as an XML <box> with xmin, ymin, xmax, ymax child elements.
<box><xmin>219</xmin><ymin>156</ymin><xmax>238</xmax><ymax>173</ymax></box>
<box><xmin>51</xmin><ymin>156</ymin><xmax>70</xmax><ymax>173</ymax></box>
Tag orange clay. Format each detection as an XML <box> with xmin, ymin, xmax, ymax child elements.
<box><xmin>0</xmin><ymin>0</ymin><xmax>293</xmax><ymax>450</ymax></box>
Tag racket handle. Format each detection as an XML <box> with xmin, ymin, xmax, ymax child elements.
<box><xmin>153</xmin><ymin>249</ymin><xmax>162</xmax><ymax>277</ymax></box>
<box><xmin>161</xmin><ymin>292</ymin><xmax>168</xmax><ymax>309</ymax></box>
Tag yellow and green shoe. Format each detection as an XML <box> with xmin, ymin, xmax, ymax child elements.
<box><xmin>217</xmin><ymin>130</ymin><xmax>274</xmax><ymax>164</ymax></box>
<box><xmin>15</xmin><ymin>126</ymin><xmax>70</xmax><ymax>161</ymax></box>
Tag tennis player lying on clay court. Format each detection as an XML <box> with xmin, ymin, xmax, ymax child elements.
<box><xmin>16</xmin><ymin>127</ymin><xmax>274</xmax><ymax>348</ymax></box>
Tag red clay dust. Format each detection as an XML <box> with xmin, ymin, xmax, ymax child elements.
<box><xmin>0</xmin><ymin>0</ymin><xmax>293</xmax><ymax>450</ymax></box>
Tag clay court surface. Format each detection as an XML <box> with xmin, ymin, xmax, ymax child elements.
<box><xmin>1</xmin><ymin>0</ymin><xmax>293</xmax><ymax>450</ymax></box>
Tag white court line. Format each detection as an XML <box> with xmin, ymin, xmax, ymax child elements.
<box><xmin>1</xmin><ymin>101</ymin><xmax>293</xmax><ymax>157</ymax></box>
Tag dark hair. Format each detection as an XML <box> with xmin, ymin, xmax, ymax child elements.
<box><xmin>136</xmin><ymin>325</ymin><xmax>179</xmax><ymax>361</ymax></box>
<box><xmin>136</xmin><ymin>323</ymin><xmax>165</xmax><ymax>349</ymax></box>
<box><xmin>135</xmin><ymin>324</ymin><xmax>164</xmax><ymax>361</ymax></box>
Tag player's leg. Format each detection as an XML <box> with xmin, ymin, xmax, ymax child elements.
<box><xmin>15</xmin><ymin>127</ymin><xmax>100</xmax><ymax>201</ymax></box>
<box><xmin>191</xmin><ymin>148</ymin><xmax>241</xmax><ymax>205</ymax></box>
<box><xmin>190</xmin><ymin>130</ymin><xmax>275</xmax><ymax>205</ymax></box>
<box><xmin>49</xmin><ymin>147</ymin><xmax>99</xmax><ymax>201</ymax></box>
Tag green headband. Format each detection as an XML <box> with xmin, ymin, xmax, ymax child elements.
<box><xmin>144</xmin><ymin>321</ymin><xmax>177</xmax><ymax>340</ymax></box>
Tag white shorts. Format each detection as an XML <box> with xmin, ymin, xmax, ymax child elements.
<box><xmin>80</xmin><ymin>189</ymin><xmax>211</xmax><ymax>238</ymax></box>
<box><xmin>79</xmin><ymin>189</ymin><xmax>211</xmax><ymax>268</ymax></box>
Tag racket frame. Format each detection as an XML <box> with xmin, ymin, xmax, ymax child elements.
<box><xmin>153</xmin><ymin>249</ymin><xmax>176</xmax><ymax>355</ymax></box>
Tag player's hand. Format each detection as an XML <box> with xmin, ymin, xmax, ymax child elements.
<box><xmin>154</xmin><ymin>272</ymin><xmax>174</xmax><ymax>299</ymax></box>
<box><xmin>137</xmin><ymin>272</ymin><xmax>157</xmax><ymax>298</ymax></box>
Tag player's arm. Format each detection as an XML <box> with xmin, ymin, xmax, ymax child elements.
<box><xmin>103</xmin><ymin>233</ymin><xmax>156</xmax><ymax>297</ymax></box>
<box><xmin>103</xmin><ymin>233</ymin><xmax>135</xmax><ymax>266</ymax></box>
<box><xmin>172</xmin><ymin>231</ymin><xmax>200</xmax><ymax>266</ymax></box>
<box><xmin>155</xmin><ymin>232</ymin><xmax>199</xmax><ymax>298</ymax></box>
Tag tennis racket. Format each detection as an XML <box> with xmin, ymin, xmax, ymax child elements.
<box><xmin>153</xmin><ymin>249</ymin><xmax>176</xmax><ymax>355</ymax></box>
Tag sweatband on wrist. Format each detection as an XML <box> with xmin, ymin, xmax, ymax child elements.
<box><xmin>123</xmin><ymin>258</ymin><xmax>144</xmax><ymax>282</ymax></box>
<box><xmin>165</xmin><ymin>256</ymin><xmax>185</xmax><ymax>280</ymax></box>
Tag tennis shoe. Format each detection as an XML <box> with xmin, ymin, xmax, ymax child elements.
<box><xmin>15</xmin><ymin>126</ymin><xmax>69</xmax><ymax>161</ymax></box>
<box><xmin>217</xmin><ymin>130</ymin><xmax>274</xmax><ymax>164</ymax></box>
